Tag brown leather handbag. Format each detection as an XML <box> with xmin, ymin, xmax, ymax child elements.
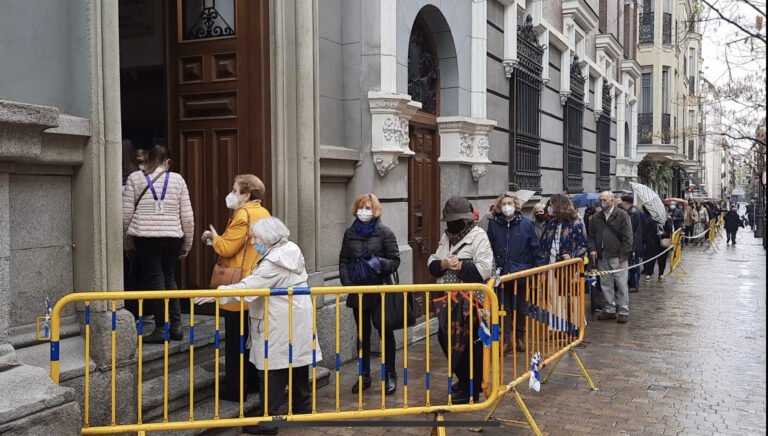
<box><xmin>209</xmin><ymin>209</ymin><xmax>251</xmax><ymax>289</ymax></box>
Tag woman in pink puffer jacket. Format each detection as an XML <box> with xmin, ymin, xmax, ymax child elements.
<box><xmin>123</xmin><ymin>145</ymin><xmax>194</xmax><ymax>343</ymax></box>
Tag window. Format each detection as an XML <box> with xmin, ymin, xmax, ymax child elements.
<box><xmin>641</xmin><ymin>72</ymin><xmax>652</xmax><ymax>113</ymax></box>
<box><xmin>183</xmin><ymin>0</ymin><xmax>236</xmax><ymax>41</ymax></box>
<box><xmin>639</xmin><ymin>71</ymin><xmax>653</xmax><ymax>143</ymax></box>
<box><xmin>661</xmin><ymin>68</ymin><xmax>670</xmax><ymax>113</ymax></box>
<box><xmin>596</xmin><ymin>81</ymin><xmax>612</xmax><ymax>191</ymax></box>
<box><xmin>509</xmin><ymin>17</ymin><xmax>544</xmax><ymax>192</ymax></box>
<box><xmin>564</xmin><ymin>58</ymin><xmax>585</xmax><ymax>193</ymax></box>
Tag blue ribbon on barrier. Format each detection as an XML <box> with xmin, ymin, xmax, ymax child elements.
<box><xmin>492</xmin><ymin>323</ymin><xmax>500</xmax><ymax>341</ymax></box>
<box><xmin>335</xmin><ymin>353</ymin><xmax>340</xmax><ymax>372</ymax></box>
<box><xmin>270</xmin><ymin>287</ymin><xmax>312</xmax><ymax>296</ymax></box>
<box><xmin>381</xmin><ymin>364</ymin><xmax>386</xmax><ymax>381</ymax></box>
<box><xmin>240</xmin><ymin>335</ymin><xmax>245</xmax><ymax>354</ymax></box>
<box><xmin>50</xmin><ymin>341</ymin><xmax>59</xmax><ymax>361</ymax></box>
<box><xmin>137</xmin><ymin>316</ymin><xmax>143</xmax><ymax>335</ymax></box>
<box><xmin>189</xmin><ymin>326</ymin><xmax>194</xmax><ymax>345</ymax></box>
<box><xmin>470</xmin><ymin>379</ymin><xmax>474</xmax><ymax>397</ymax></box>
<box><xmin>403</xmin><ymin>367</ymin><xmax>408</xmax><ymax>386</ymax></box>
<box><xmin>312</xmin><ymin>349</ymin><xmax>317</xmax><ymax>368</ymax></box>
<box><xmin>358</xmin><ymin>358</ymin><xmax>363</xmax><ymax>376</ymax></box>
<box><xmin>425</xmin><ymin>372</ymin><xmax>430</xmax><ymax>390</ymax></box>
<box><xmin>214</xmin><ymin>330</ymin><xmax>220</xmax><ymax>349</ymax></box>
<box><xmin>447</xmin><ymin>376</ymin><xmax>453</xmax><ymax>395</ymax></box>
<box><xmin>85</xmin><ymin>305</ymin><xmax>90</xmax><ymax>325</ymax></box>
<box><xmin>264</xmin><ymin>340</ymin><xmax>268</xmax><ymax>358</ymax></box>
<box><xmin>289</xmin><ymin>344</ymin><xmax>293</xmax><ymax>363</ymax></box>
<box><xmin>111</xmin><ymin>310</ymin><xmax>116</xmax><ymax>331</ymax></box>
<box><xmin>163</xmin><ymin>322</ymin><xmax>169</xmax><ymax>342</ymax></box>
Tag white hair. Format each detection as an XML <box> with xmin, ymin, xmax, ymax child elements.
<box><xmin>251</xmin><ymin>217</ymin><xmax>290</xmax><ymax>246</ymax></box>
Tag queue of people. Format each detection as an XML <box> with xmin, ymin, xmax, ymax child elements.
<box><xmin>121</xmin><ymin>148</ymin><xmax>688</xmax><ymax>434</ymax></box>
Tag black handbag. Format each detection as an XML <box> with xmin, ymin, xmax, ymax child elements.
<box><xmin>372</xmin><ymin>271</ymin><xmax>416</xmax><ymax>331</ymax></box>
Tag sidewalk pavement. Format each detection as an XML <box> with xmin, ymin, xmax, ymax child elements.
<box><xmin>224</xmin><ymin>231</ymin><xmax>766</xmax><ymax>435</ymax></box>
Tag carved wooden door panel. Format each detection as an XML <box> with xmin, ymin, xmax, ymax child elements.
<box><xmin>408</xmin><ymin>125</ymin><xmax>440</xmax><ymax>316</ymax></box>
<box><xmin>166</xmin><ymin>0</ymin><xmax>270</xmax><ymax>289</ymax></box>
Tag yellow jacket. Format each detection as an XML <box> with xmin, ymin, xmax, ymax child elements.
<box><xmin>212</xmin><ymin>201</ymin><xmax>271</xmax><ymax>278</ymax></box>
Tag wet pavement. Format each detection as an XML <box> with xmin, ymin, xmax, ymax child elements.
<box><xmin>224</xmin><ymin>230</ymin><xmax>766</xmax><ymax>435</ymax></box>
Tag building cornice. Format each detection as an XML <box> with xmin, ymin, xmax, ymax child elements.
<box><xmin>562</xmin><ymin>0</ymin><xmax>599</xmax><ymax>32</ymax></box>
<box><xmin>595</xmin><ymin>33</ymin><xmax>623</xmax><ymax>61</ymax></box>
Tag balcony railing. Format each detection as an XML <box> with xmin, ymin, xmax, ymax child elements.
<box><xmin>640</xmin><ymin>13</ymin><xmax>654</xmax><ymax>43</ymax></box>
<box><xmin>688</xmin><ymin>77</ymin><xmax>695</xmax><ymax>95</ymax></box>
<box><xmin>639</xmin><ymin>113</ymin><xmax>653</xmax><ymax>143</ymax></box>
<box><xmin>662</xmin><ymin>113</ymin><xmax>671</xmax><ymax>144</ymax></box>
<box><xmin>663</xmin><ymin>13</ymin><xmax>672</xmax><ymax>44</ymax></box>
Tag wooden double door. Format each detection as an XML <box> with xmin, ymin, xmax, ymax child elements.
<box><xmin>164</xmin><ymin>0</ymin><xmax>271</xmax><ymax>289</ymax></box>
<box><xmin>408</xmin><ymin>121</ymin><xmax>440</xmax><ymax>315</ymax></box>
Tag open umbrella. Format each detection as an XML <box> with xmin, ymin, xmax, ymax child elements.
<box><xmin>630</xmin><ymin>182</ymin><xmax>666</xmax><ymax>226</ymax></box>
<box><xmin>571</xmin><ymin>192</ymin><xmax>600</xmax><ymax>208</ymax></box>
<box><xmin>513</xmin><ymin>189</ymin><xmax>537</xmax><ymax>204</ymax></box>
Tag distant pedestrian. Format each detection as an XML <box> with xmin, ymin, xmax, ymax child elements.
<box><xmin>339</xmin><ymin>193</ymin><xmax>401</xmax><ymax>396</ymax></box>
<box><xmin>429</xmin><ymin>196</ymin><xmax>493</xmax><ymax>404</ymax></box>
<box><xmin>583</xmin><ymin>202</ymin><xmax>598</xmax><ymax>237</ymax></box>
<box><xmin>486</xmin><ymin>192</ymin><xmax>541</xmax><ymax>354</ymax></box>
<box><xmin>122</xmin><ymin>145</ymin><xmax>194</xmax><ymax>343</ymax></box>
<box><xmin>588</xmin><ymin>191</ymin><xmax>633</xmax><ymax>324</ymax></box>
<box><xmin>683</xmin><ymin>200</ymin><xmax>697</xmax><ymax>245</ymax></box>
<box><xmin>746</xmin><ymin>201</ymin><xmax>755</xmax><ymax>230</ymax></box>
<box><xmin>694</xmin><ymin>202</ymin><xmax>710</xmax><ymax>246</ymax></box>
<box><xmin>642</xmin><ymin>207</ymin><xmax>673</xmax><ymax>282</ymax></box>
<box><xmin>669</xmin><ymin>201</ymin><xmax>684</xmax><ymax>231</ymax></box>
<box><xmin>724</xmin><ymin>206</ymin><xmax>741</xmax><ymax>244</ymax></box>
<box><xmin>532</xmin><ymin>203</ymin><xmax>547</xmax><ymax>239</ymax></box>
<box><xmin>620</xmin><ymin>195</ymin><xmax>644</xmax><ymax>293</ymax></box>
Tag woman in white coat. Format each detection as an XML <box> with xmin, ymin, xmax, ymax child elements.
<box><xmin>196</xmin><ymin>217</ymin><xmax>320</xmax><ymax>435</ymax></box>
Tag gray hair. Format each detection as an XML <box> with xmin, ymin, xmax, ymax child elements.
<box><xmin>250</xmin><ymin>217</ymin><xmax>290</xmax><ymax>246</ymax></box>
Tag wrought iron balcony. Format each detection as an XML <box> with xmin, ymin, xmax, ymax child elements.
<box><xmin>662</xmin><ymin>113</ymin><xmax>671</xmax><ymax>144</ymax></box>
<box><xmin>639</xmin><ymin>113</ymin><xmax>653</xmax><ymax>143</ymax></box>
<box><xmin>688</xmin><ymin>77</ymin><xmax>695</xmax><ymax>95</ymax></box>
<box><xmin>640</xmin><ymin>13</ymin><xmax>654</xmax><ymax>43</ymax></box>
<box><xmin>663</xmin><ymin>13</ymin><xmax>672</xmax><ymax>44</ymax></box>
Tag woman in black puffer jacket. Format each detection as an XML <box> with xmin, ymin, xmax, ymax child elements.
<box><xmin>339</xmin><ymin>193</ymin><xmax>401</xmax><ymax>396</ymax></box>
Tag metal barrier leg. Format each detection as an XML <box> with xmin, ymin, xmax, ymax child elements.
<box><xmin>540</xmin><ymin>353</ymin><xmax>564</xmax><ymax>384</ymax></box>
<box><xmin>510</xmin><ymin>387</ymin><xmax>542</xmax><ymax>436</ymax></box>
<box><xmin>569</xmin><ymin>349</ymin><xmax>598</xmax><ymax>391</ymax></box>
<box><xmin>430</xmin><ymin>413</ymin><xmax>447</xmax><ymax>436</ymax></box>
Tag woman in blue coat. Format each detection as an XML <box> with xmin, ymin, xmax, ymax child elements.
<box><xmin>485</xmin><ymin>192</ymin><xmax>542</xmax><ymax>354</ymax></box>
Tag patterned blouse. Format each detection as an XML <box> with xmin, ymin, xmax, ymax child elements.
<box><xmin>538</xmin><ymin>218</ymin><xmax>588</xmax><ymax>264</ymax></box>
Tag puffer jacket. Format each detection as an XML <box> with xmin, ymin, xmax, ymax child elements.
<box><xmin>338</xmin><ymin>219</ymin><xmax>400</xmax><ymax>310</ymax></box>
<box><xmin>217</xmin><ymin>239</ymin><xmax>321</xmax><ymax>370</ymax></box>
<box><xmin>485</xmin><ymin>213</ymin><xmax>541</xmax><ymax>274</ymax></box>
<box><xmin>123</xmin><ymin>167</ymin><xmax>194</xmax><ymax>252</ymax></box>
<box><xmin>212</xmin><ymin>201</ymin><xmax>271</xmax><ymax>278</ymax></box>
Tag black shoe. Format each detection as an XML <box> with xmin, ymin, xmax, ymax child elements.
<box><xmin>597</xmin><ymin>311</ymin><xmax>617</xmax><ymax>321</ymax></box>
<box><xmin>385</xmin><ymin>374</ymin><xmax>397</xmax><ymax>396</ymax></box>
<box><xmin>143</xmin><ymin>323</ymin><xmax>183</xmax><ymax>343</ymax></box>
<box><xmin>628</xmin><ymin>287</ymin><xmax>639</xmax><ymax>293</ymax></box>
<box><xmin>242</xmin><ymin>424</ymin><xmax>278</xmax><ymax>435</ymax></box>
<box><xmin>451</xmin><ymin>390</ymin><xmax>479</xmax><ymax>405</ymax></box>
<box><xmin>351</xmin><ymin>374</ymin><xmax>371</xmax><ymax>393</ymax></box>
<box><xmin>451</xmin><ymin>381</ymin><xmax>460</xmax><ymax>394</ymax></box>
<box><xmin>617</xmin><ymin>314</ymin><xmax>628</xmax><ymax>324</ymax></box>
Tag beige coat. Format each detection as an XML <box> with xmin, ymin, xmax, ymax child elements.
<box><xmin>123</xmin><ymin>168</ymin><xmax>194</xmax><ymax>252</ymax></box>
<box><xmin>427</xmin><ymin>226</ymin><xmax>494</xmax><ymax>283</ymax></box>
<box><xmin>218</xmin><ymin>240</ymin><xmax>322</xmax><ymax>370</ymax></box>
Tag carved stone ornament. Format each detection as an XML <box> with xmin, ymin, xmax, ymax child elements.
<box><xmin>476</xmin><ymin>136</ymin><xmax>490</xmax><ymax>158</ymax></box>
<box><xmin>503</xmin><ymin>59</ymin><xmax>518</xmax><ymax>79</ymax></box>
<box><xmin>560</xmin><ymin>91</ymin><xmax>571</xmax><ymax>106</ymax></box>
<box><xmin>436</xmin><ymin>116</ymin><xmax>496</xmax><ymax>181</ymax></box>
<box><xmin>471</xmin><ymin>164</ymin><xmax>488</xmax><ymax>181</ymax></box>
<box><xmin>368</xmin><ymin>91</ymin><xmax>420</xmax><ymax>176</ymax></box>
<box><xmin>459</xmin><ymin>134</ymin><xmax>473</xmax><ymax>158</ymax></box>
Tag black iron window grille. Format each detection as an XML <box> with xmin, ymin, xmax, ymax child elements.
<box><xmin>509</xmin><ymin>16</ymin><xmax>544</xmax><ymax>193</ymax></box>
<box><xmin>663</xmin><ymin>13</ymin><xmax>672</xmax><ymax>44</ymax></box>
<box><xmin>688</xmin><ymin>140</ymin><xmax>695</xmax><ymax>160</ymax></box>
<box><xmin>662</xmin><ymin>113</ymin><xmax>671</xmax><ymax>144</ymax></box>
<box><xmin>564</xmin><ymin>56</ymin><xmax>585</xmax><ymax>193</ymax></box>
<box><xmin>596</xmin><ymin>82</ymin><xmax>612</xmax><ymax>191</ymax></box>
<box><xmin>407</xmin><ymin>17</ymin><xmax>440</xmax><ymax>115</ymax></box>
<box><xmin>639</xmin><ymin>13</ymin><xmax>654</xmax><ymax>43</ymax></box>
<box><xmin>638</xmin><ymin>113</ymin><xmax>653</xmax><ymax>144</ymax></box>
<box><xmin>184</xmin><ymin>0</ymin><xmax>235</xmax><ymax>41</ymax></box>
<box><xmin>688</xmin><ymin>77</ymin><xmax>695</xmax><ymax>95</ymax></box>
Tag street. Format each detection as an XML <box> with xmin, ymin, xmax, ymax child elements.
<box><xmin>224</xmin><ymin>231</ymin><xmax>766</xmax><ymax>436</ymax></box>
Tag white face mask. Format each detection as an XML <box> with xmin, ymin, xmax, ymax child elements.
<box><xmin>225</xmin><ymin>192</ymin><xmax>240</xmax><ymax>210</ymax></box>
<box><xmin>547</xmin><ymin>206</ymin><xmax>554</xmax><ymax>215</ymax></box>
<box><xmin>138</xmin><ymin>164</ymin><xmax>146</xmax><ymax>171</ymax></box>
<box><xmin>356</xmin><ymin>209</ymin><xmax>374</xmax><ymax>223</ymax></box>
<box><xmin>501</xmin><ymin>204</ymin><xmax>516</xmax><ymax>217</ymax></box>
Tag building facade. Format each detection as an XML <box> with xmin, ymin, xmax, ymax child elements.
<box><xmin>0</xmin><ymin>0</ymin><xmax>640</xmax><ymax>429</ymax></box>
<box><xmin>635</xmin><ymin>0</ymin><xmax>704</xmax><ymax>197</ymax></box>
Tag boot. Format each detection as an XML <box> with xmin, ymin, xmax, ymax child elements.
<box><xmin>143</xmin><ymin>322</ymin><xmax>183</xmax><ymax>344</ymax></box>
<box><xmin>351</xmin><ymin>373</ymin><xmax>371</xmax><ymax>393</ymax></box>
<box><xmin>385</xmin><ymin>373</ymin><xmax>397</xmax><ymax>396</ymax></box>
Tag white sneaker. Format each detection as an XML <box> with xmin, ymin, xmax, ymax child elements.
<box><xmin>658</xmin><ymin>275</ymin><xmax>666</xmax><ymax>282</ymax></box>
<box><xmin>645</xmin><ymin>275</ymin><xmax>651</xmax><ymax>281</ymax></box>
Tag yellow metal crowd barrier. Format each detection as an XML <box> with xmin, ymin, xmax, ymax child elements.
<box><xmin>46</xmin><ymin>284</ymin><xmax>502</xmax><ymax>435</ymax></box>
<box><xmin>474</xmin><ymin>258</ymin><xmax>596</xmax><ymax>435</ymax></box>
<box><xmin>667</xmin><ymin>228</ymin><xmax>689</xmax><ymax>282</ymax></box>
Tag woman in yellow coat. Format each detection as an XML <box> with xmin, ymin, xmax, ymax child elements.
<box><xmin>201</xmin><ymin>174</ymin><xmax>270</xmax><ymax>402</ymax></box>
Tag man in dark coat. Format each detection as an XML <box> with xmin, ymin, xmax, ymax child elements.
<box><xmin>746</xmin><ymin>201</ymin><xmax>755</xmax><ymax>230</ymax></box>
<box><xmin>588</xmin><ymin>191</ymin><xmax>633</xmax><ymax>324</ymax></box>
<box><xmin>723</xmin><ymin>206</ymin><xmax>742</xmax><ymax>244</ymax></box>
<box><xmin>669</xmin><ymin>201</ymin><xmax>684</xmax><ymax>230</ymax></box>
<box><xmin>620</xmin><ymin>195</ymin><xmax>644</xmax><ymax>293</ymax></box>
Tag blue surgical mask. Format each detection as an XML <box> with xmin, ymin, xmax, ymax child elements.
<box><xmin>254</xmin><ymin>242</ymin><xmax>268</xmax><ymax>256</ymax></box>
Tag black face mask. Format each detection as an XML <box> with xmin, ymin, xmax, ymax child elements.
<box><xmin>535</xmin><ymin>214</ymin><xmax>545</xmax><ymax>222</ymax></box>
<box><xmin>446</xmin><ymin>219</ymin><xmax>467</xmax><ymax>234</ymax></box>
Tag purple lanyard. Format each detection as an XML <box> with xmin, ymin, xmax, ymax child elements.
<box><xmin>144</xmin><ymin>171</ymin><xmax>170</xmax><ymax>202</ymax></box>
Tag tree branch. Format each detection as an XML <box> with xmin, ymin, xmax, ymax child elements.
<box><xmin>701</xmin><ymin>0</ymin><xmax>768</xmax><ymax>43</ymax></box>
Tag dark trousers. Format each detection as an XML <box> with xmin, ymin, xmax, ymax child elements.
<box><xmin>256</xmin><ymin>366</ymin><xmax>311</xmax><ymax>426</ymax></box>
<box><xmin>352</xmin><ymin>303</ymin><xmax>396</xmax><ymax>377</ymax></box>
<box><xmin>223</xmin><ymin>312</ymin><xmax>260</xmax><ymax>400</ymax></box>
<box><xmin>643</xmin><ymin>247</ymin><xmax>669</xmax><ymax>277</ymax></box>
<box><xmin>727</xmin><ymin>230</ymin><xmax>738</xmax><ymax>243</ymax></box>
<box><xmin>628</xmin><ymin>253</ymin><xmax>642</xmax><ymax>289</ymax></box>
<box><xmin>502</xmin><ymin>279</ymin><xmax>526</xmax><ymax>336</ymax></box>
<box><xmin>684</xmin><ymin>225</ymin><xmax>694</xmax><ymax>244</ymax></box>
<box><xmin>133</xmin><ymin>237</ymin><xmax>182</xmax><ymax>325</ymax></box>
<box><xmin>454</xmin><ymin>325</ymin><xmax>483</xmax><ymax>401</ymax></box>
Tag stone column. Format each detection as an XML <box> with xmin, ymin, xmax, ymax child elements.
<box><xmin>0</xmin><ymin>173</ymin><xmax>14</xmax><ymax>370</ymax></box>
<box><xmin>500</xmin><ymin>0</ymin><xmax>518</xmax><ymax>78</ymax></box>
